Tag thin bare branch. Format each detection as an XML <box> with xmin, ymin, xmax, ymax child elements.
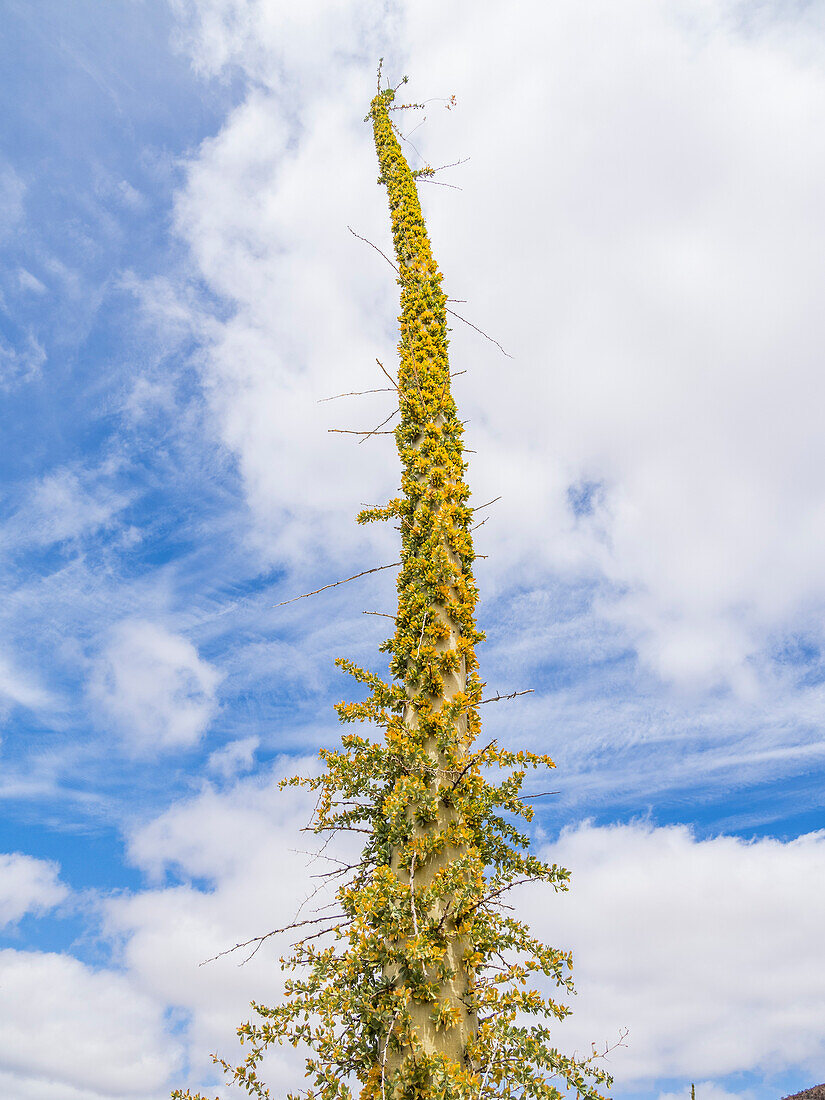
<box><xmin>431</xmin><ymin>156</ymin><xmax>470</xmax><ymax>174</ymax></box>
<box><xmin>376</xmin><ymin>358</ymin><xmax>399</xmax><ymax>391</ymax></box>
<box><xmin>359</xmin><ymin>407</ymin><xmax>399</xmax><ymax>444</ymax></box>
<box><xmin>329</xmin><ymin>429</ymin><xmax>395</xmax><ymax>437</ymax></box>
<box><xmin>287</xmin><ymin>848</ymin><xmax>353</xmax><ymax>868</ymax></box>
<box><xmin>586</xmin><ymin>1028</ymin><xmax>630</xmax><ymax>1064</ymax></box>
<box><xmin>402</xmin><ymin>117</ymin><xmax>426</xmax><ymax>140</ymax></box>
<box><xmin>348</xmin><ymin>226</ymin><xmax>399</xmax><ymax>274</ymax></box>
<box><xmin>460</xmin><ymin>877</ymin><xmax>535</xmax><ymax>920</ymax></box>
<box><xmin>318</xmin><ymin>387</ymin><xmax>394</xmax><ymax>403</ymax></box>
<box><xmin>446</xmin><ymin>308</ymin><xmax>513</xmax><ymax>358</ymax></box>
<box><xmin>478</xmin><ymin>688</ymin><xmax>534</xmax><ymax>705</ymax></box>
<box><xmin>199</xmin><ymin>913</ymin><xmax>345</xmax><ymax>967</ymax></box>
<box><xmin>521</xmin><ymin>791</ymin><xmax>561</xmax><ymax>800</ymax></box>
<box><xmin>363</xmin><ymin>611</ymin><xmax>396</xmax><ymax>620</ymax></box>
<box><xmin>419</xmin><ymin>177</ymin><xmax>462</xmax><ymax>190</ymax></box>
<box><xmin>276</xmin><ymin>562</ymin><xmax>400</xmax><ymax>606</ymax></box>
<box><xmin>290</xmin><ymin>921</ymin><xmax>350</xmax><ymax>948</ymax></box>
<box><xmin>472</xmin><ymin>495</ymin><xmax>502</xmax><ymax>513</ymax></box>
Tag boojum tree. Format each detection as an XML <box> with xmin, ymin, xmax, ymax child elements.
<box><xmin>173</xmin><ymin>75</ymin><xmax>613</xmax><ymax>1100</ymax></box>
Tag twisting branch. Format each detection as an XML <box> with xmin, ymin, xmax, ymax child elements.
<box><xmin>381</xmin><ymin>1005</ymin><xmax>404</xmax><ymax>1100</ymax></box>
<box><xmin>409</xmin><ymin>853</ymin><xmax>419</xmax><ymax>936</ymax></box>
<box><xmin>277</xmin><ymin>562</ymin><xmax>400</xmax><ymax>606</ymax></box>
<box><xmin>479</xmin><ymin>1032</ymin><xmax>503</xmax><ymax>1100</ymax></box>
<box><xmin>449</xmin><ymin>739</ymin><xmax>498</xmax><ymax>791</ymax></box>
<box><xmin>416</xmin><ymin>612</ymin><xmax>428</xmax><ymax>655</ymax></box>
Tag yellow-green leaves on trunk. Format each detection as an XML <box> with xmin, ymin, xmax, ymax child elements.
<box><xmin>173</xmin><ymin>78</ymin><xmax>612</xmax><ymax>1100</ymax></box>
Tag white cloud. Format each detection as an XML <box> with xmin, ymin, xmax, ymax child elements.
<box><xmin>207</xmin><ymin>734</ymin><xmax>259</xmax><ymax>778</ymax></box>
<box><xmin>89</xmin><ymin>619</ymin><xmax>221</xmax><ymax>755</ymax></box>
<box><xmin>0</xmin><ymin>330</ymin><xmax>45</xmax><ymax>387</ymax></box>
<box><xmin>170</xmin><ymin>78</ymin><xmax>400</xmax><ymax>571</ymax></box>
<box><xmin>0</xmin><ymin>467</ymin><xmax>130</xmax><ymax>550</ymax></box>
<box><xmin>93</xmin><ymin>769</ymin><xmax>825</xmax><ymax>1097</ymax></box>
<box><xmin>0</xmin><ymin>852</ymin><xmax>67</xmax><ymax>927</ymax></box>
<box><xmin>17</xmin><ymin>268</ymin><xmax>46</xmax><ymax>294</ymax></box>
<box><xmin>106</xmin><ymin>762</ymin><xmax>327</xmax><ymax>1089</ymax></box>
<box><xmin>0</xmin><ymin>949</ymin><xmax>180</xmax><ymax>1099</ymax></box>
<box><xmin>0</xmin><ymin>653</ymin><xmax>53</xmax><ymax>714</ymax></box>
<box><xmin>529</xmin><ymin>821</ymin><xmax>825</xmax><ymax>1084</ymax></box>
<box><xmin>165</xmin><ymin>0</ymin><xmax>825</xmax><ymax>693</ymax></box>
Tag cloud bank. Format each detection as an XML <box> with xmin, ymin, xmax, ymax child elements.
<box><xmin>166</xmin><ymin>0</ymin><xmax>825</xmax><ymax>695</ymax></box>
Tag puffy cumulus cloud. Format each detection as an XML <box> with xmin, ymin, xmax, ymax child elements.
<box><xmin>0</xmin><ymin>948</ymin><xmax>180</xmax><ymax>1099</ymax></box>
<box><xmin>97</xmin><ymin>770</ymin><xmax>825</xmax><ymax>1096</ymax></box>
<box><xmin>207</xmin><ymin>734</ymin><xmax>259</xmax><ymax>778</ymax></box>
<box><xmin>88</xmin><ymin>619</ymin><xmax>221</xmax><ymax>755</ymax></box>
<box><xmin>525</xmin><ymin>822</ymin><xmax>825</xmax><ymax>1085</ymax></box>
<box><xmin>170</xmin><ymin>80</ymin><xmax>400</xmax><ymax>572</ymax></box>
<box><xmin>0</xmin><ymin>852</ymin><xmax>68</xmax><ymax>927</ymax></box>
<box><xmin>105</xmin><ymin>760</ymin><xmax>331</xmax><ymax>1089</ymax></box>
<box><xmin>166</xmin><ymin>0</ymin><xmax>825</xmax><ymax>691</ymax></box>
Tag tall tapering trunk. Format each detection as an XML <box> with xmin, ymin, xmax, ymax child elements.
<box><xmin>369</xmin><ymin>87</ymin><xmax>483</xmax><ymax>1077</ymax></box>
<box><xmin>174</xmin><ymin>78</ymin><xmax>613</xmax><ymax>1100</ymax></box>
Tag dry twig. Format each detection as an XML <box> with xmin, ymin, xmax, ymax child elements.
<box><xmin>446</xmin><ymin>308</ymin><xmax>512</xmax><ymax>358</ymax></box>
<box><xmin>347</xmin><ymin>226</ymin><xmax>399</xmax><ymax>274</ymax></box>
<box><xmin>319</xmin><ymin>387</ymin><xmax>394</xmax><ymax>403</ymax></box>
<box><xmin>478</xmin><ymin>688</ymin><xmax>534</xmax><ymax>705</ymax></box>
<box><xmin>277</xmin><ymin>562</ymin><xmax>401</xmax><ymax>606</ymax></box>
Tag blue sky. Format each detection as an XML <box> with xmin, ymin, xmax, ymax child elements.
<box><xmin>1</xmin><ymin>1</ymin><xmax>825</xmax><ymax>1099</ymax></box>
